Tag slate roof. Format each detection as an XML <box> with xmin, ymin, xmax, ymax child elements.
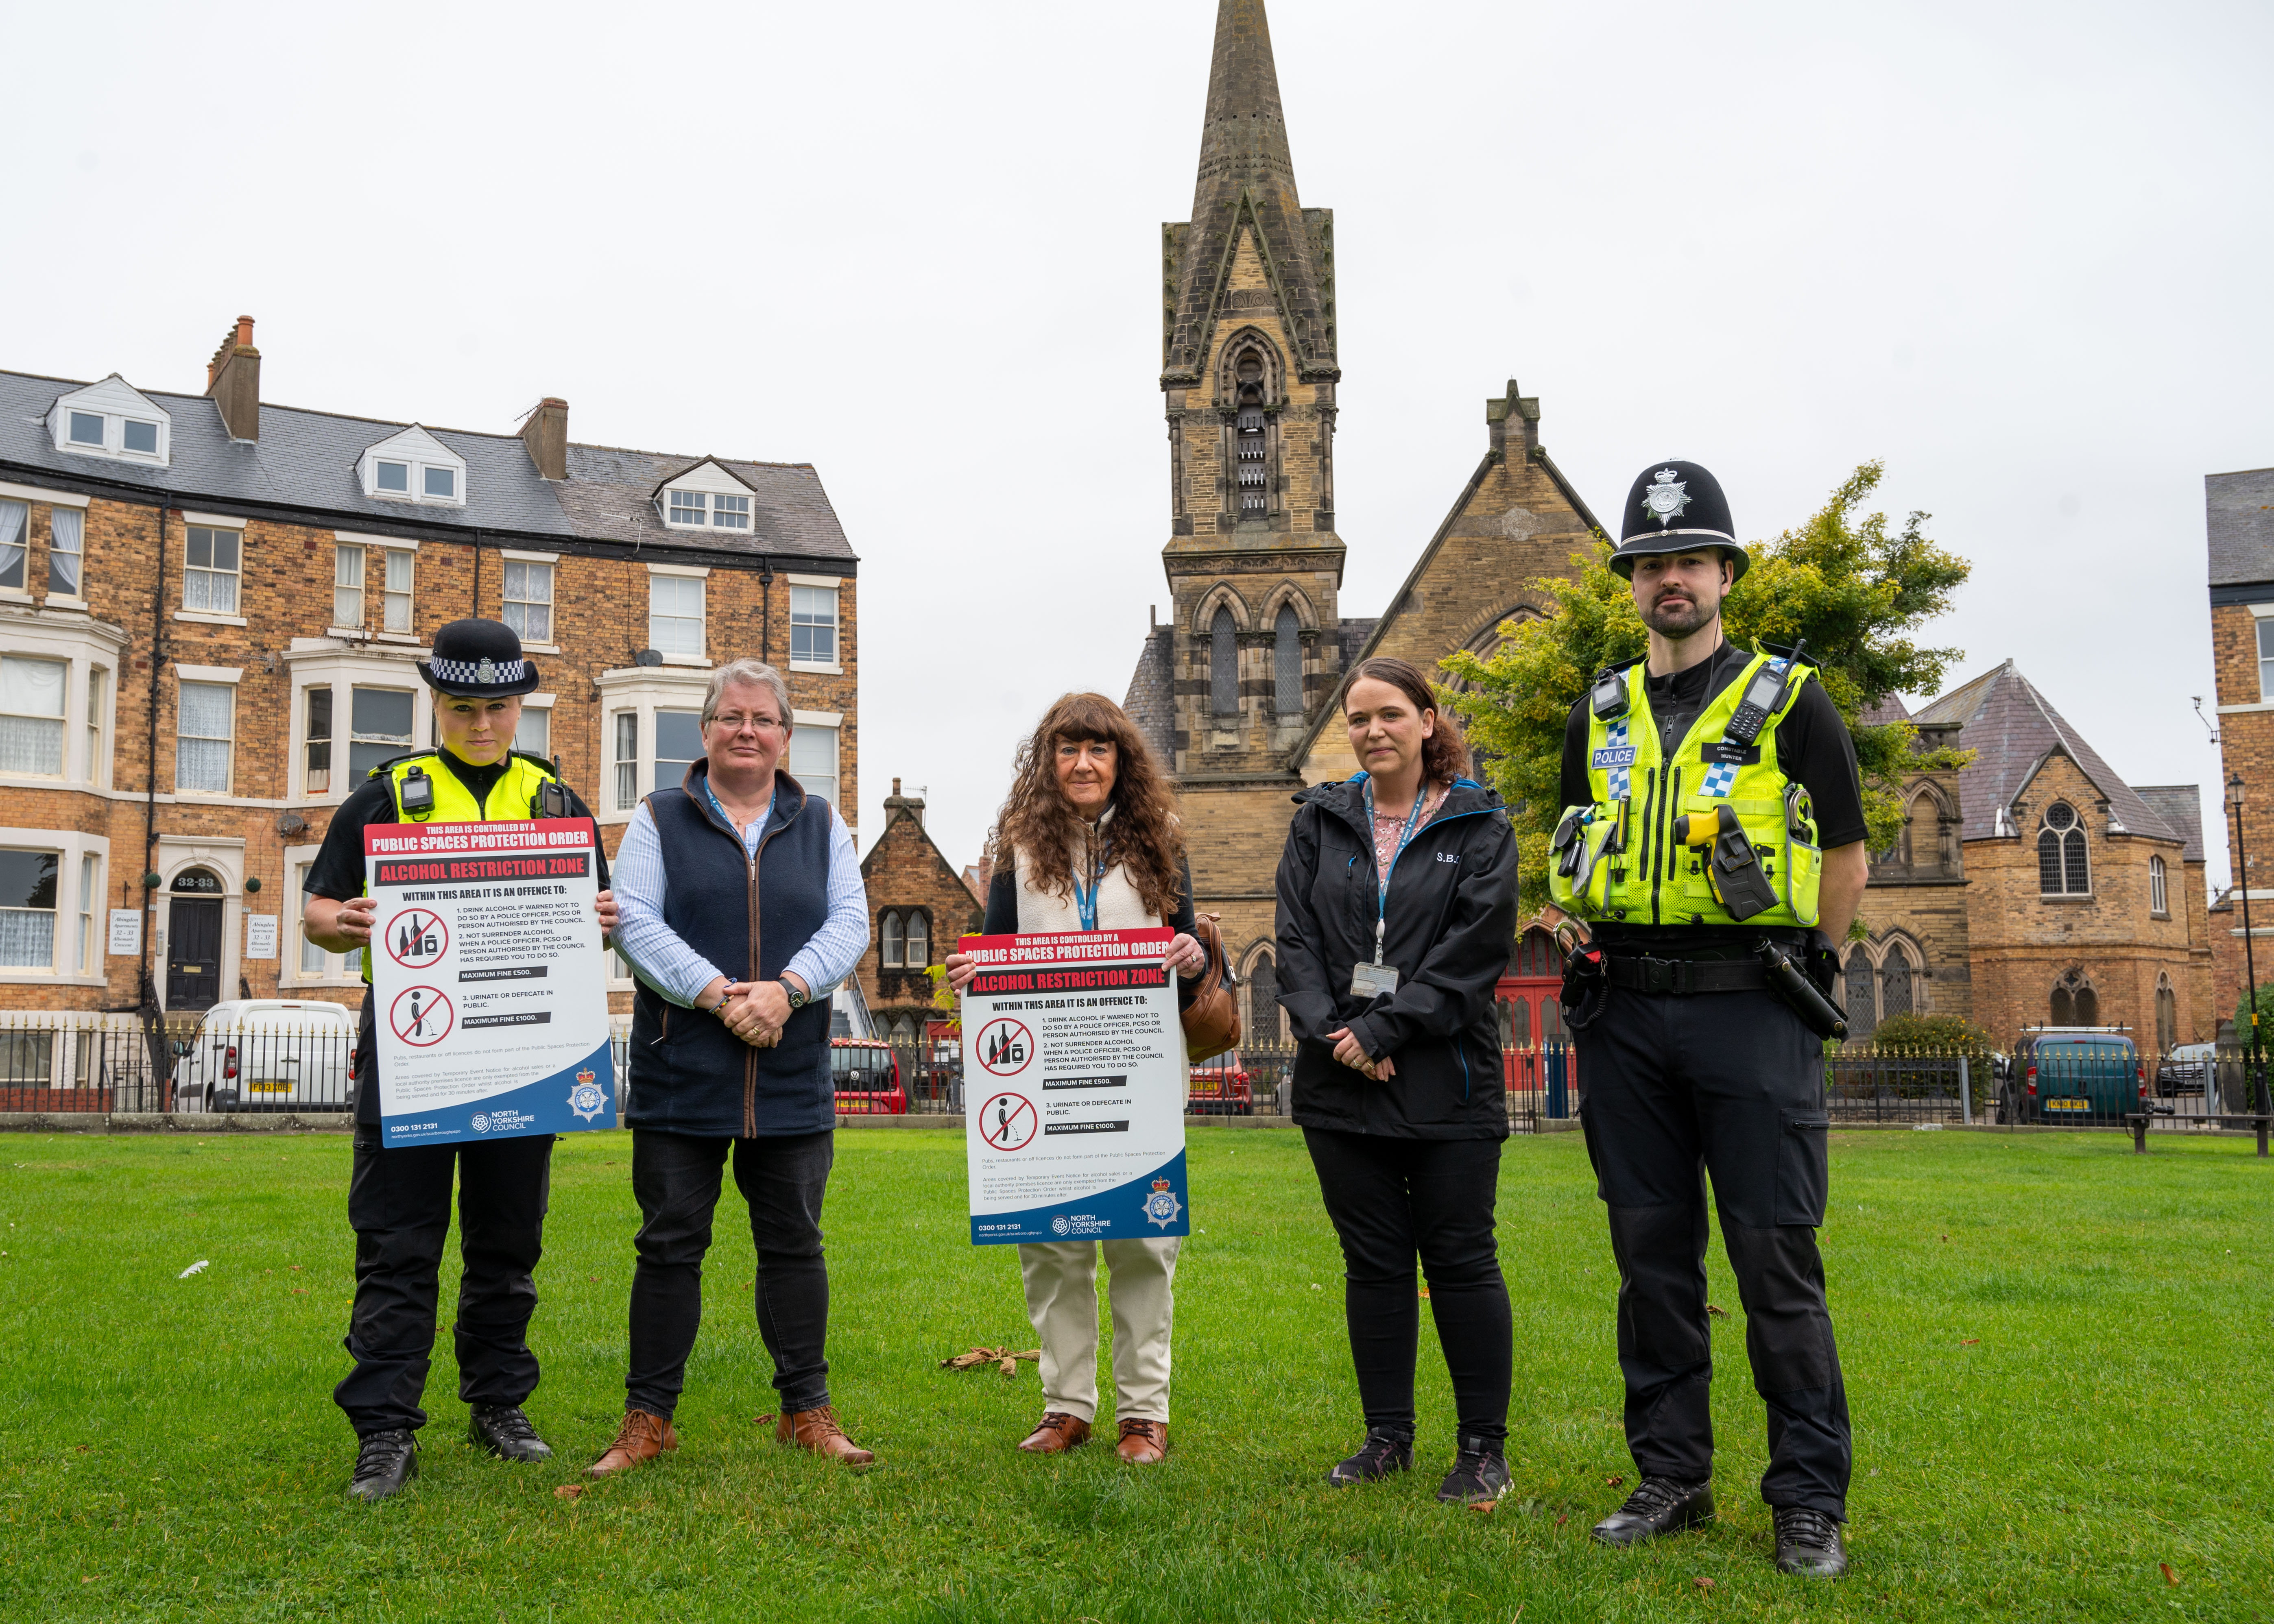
<box><xmin>2206</xmin><ymin>467</ymin><xmax>2274</xmax><ymax>587</ymax></box>
<box><xmin>1335</xmin><ymin>617</ymin><xmax>1377</xmax><ymax>675</ymax></box>
<box><xmin>2133</xmin><ymin>786</ymin><xmax>2206</xmax><ymax>863</ymax></box>
<box><xmin>1913</xmin><ymin>660</ymin><xmax>2182</xmax><ymax>846</ymax></box>
<box><xmin>0</xmin><ymin>368</ymin><xmax>853</xmax><ymax>565</ymax></box>
<box><xmin>1123</xmin><ymin>625</ymin><xmax>1176</xmax><ymax>764</ymax></box>
<box><xmin>1859</xmin><ymin>692</ymin><xmax>1912</xmax><ymax>727</ymax></box>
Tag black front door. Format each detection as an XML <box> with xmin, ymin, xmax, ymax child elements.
<box><xmin>167</xmin><ymin>898</ymin><xmax>223</xmax><ymax>1010</ymax></box>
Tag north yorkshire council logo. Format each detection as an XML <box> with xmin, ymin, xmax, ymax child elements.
<box><xmin>568</xmin><ymin>1068</ymin><xmax>609</xmax><ymax>1123</ymax></box>
<box><xmin>1143</xmin><ymin>1177</ymin><xmax>1183</xmax><ymax>1230</ymax></box>
<box><xmin>1642</xmin><ymin>469</ymin><xmax>1689</xmax><ymax>528</ymax></box>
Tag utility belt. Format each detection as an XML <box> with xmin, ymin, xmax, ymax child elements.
<box><xmin>1560</xmin><ymin>934</ymin><xmax>1848</xmax><ymax>1039</ymax></box>
<box><xmin>1603</xmin><ymin>955</ymin><xmax>1769</xmax><ymax>995</ymax></box>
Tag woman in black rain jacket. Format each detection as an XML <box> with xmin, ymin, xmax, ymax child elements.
<box><xmin>1272</xmin><ymin>656</ymin><xmax>1519</xmax><ymax>1507</ymax></box>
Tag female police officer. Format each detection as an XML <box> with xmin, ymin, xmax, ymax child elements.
<box><xmin>1548</xmin><ymin>463</ymin><xmax>1869</xmax><ymax>1577</ymax></box>
<box><xmin>301</xmin><ymin>618</ymin><xmax>615</xmax><ymax>1502</ymax></box>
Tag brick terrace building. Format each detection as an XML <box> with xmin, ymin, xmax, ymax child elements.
<box><xmin>856</xmin><ymin>779</ymin><xmax>984</xmax><ymax>1041</ymax></box>
<box><xmin>0</xmin><ymin>319</ymin><xmax>857</xmax><ymax>1018</ymax></box>
<box><xmin>2204</xmin><ymin>464</ymin><xmax>2274</xmax><ymax>1019</ymax></box>
<box><xmin>1122</xmin><ymin>0</ymin><xmax>1604</xmax><ymax>1038</ymax></box>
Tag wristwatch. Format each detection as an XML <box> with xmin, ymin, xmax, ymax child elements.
<box><xmin>782</xmin><ymin>981</ymin><xmax>809</xmax><ymax>1012</ymax></box>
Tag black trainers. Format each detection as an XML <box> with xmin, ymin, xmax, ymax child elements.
<box><xmin>1435</xmin><ymin>1434</ymin><xmax>1511</xmax><ymax>1506</ymax></box>
<box><xmin>1325</xmin><ymin>1427</ymin><xmax>1414</xmax><ymax>1487</ymax></box>
<box><xmin>1591</xmin><ymin>1475</ymin><xmax>1714</xmax><ymax>1545</ymax></box>
<box><xmin>347</xmin><ymin>1429</ymin><xmax>418</xmax><ymax>1502</ymax></box>
<box><xmin>1773</xmin><ymin>1506</ymin><xmax>1848</xmax><ymax>1576</ymax></box>
<box><xmin>469</xmin><ymin>1404</ymin><xmax>553</xmax><ymax>1462</ymax></box>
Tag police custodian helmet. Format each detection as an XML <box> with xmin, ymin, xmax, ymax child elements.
<box><xmin>1609</xmin><ymin>459</ymin><xmax>1748</xmax><ymax>583</ymax></box>
<box><xmin>415</xmin><ymin>617</ymin><xmax>542</xmax><ymax>698</ymax></box>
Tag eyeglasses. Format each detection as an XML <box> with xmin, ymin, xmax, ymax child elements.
<box><xmin>709</xmin><ymin>713</ymin><xmax>785</xmax><ymax>734</ymax></box>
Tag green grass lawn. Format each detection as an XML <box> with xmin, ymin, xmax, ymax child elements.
<box><xmin>0</xmin><ymin>1126</ymin><xmax>2268</xmax><ymax>1623</ymax></box>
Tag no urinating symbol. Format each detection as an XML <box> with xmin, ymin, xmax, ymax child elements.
<box><xmin>389</xmin><ymin>985</ymin><xmax>454</xmax><ymax>1048</ymax></box>
<box><xmin>978</xmin><ymin>1091</ymin><xmax>1037</xmax><ymax>1151</ymax></box>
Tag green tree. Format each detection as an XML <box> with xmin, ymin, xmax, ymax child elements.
<box><xmin>1443</xmin><ymin>462</ymin><xmax>1974</xmax><ymax>916</ymax></box>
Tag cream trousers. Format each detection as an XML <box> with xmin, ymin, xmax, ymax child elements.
<box><xmin>1017</xmin><ymin>1236</ymin><xmax>1181</xmax><ymax>1424</ymax></box>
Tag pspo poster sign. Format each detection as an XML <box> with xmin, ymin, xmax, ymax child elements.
<box><xmin>364</xmin><ymin>819</ymin><xmax>615</xmax><ymax>1146</ymax></box>
<box><xmin>959</xmin><ymin>927</ymin><xmax>1189</xmax><ymax>1245</ymax></box>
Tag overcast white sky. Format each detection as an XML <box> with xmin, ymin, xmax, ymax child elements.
<box><xmin>7</xmin><ymin>0</ymin><xmax>2270</xmax><ymax>885</ymax></box>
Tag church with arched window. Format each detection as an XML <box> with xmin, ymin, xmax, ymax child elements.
<box><xmin>1121</xmin><ymin>0</ymin><xmax>1604</xmax><ymax>992</ymax></box>
<box><xmin>1853</xmin><ymin>659</ymin><xmax>2214</xmax><ymax>1053</ymax></box>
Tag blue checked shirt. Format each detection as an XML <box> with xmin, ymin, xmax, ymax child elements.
<box><xmin>611</xmin><ymin>785</ymin><xmax>869</xmax><ymax>1008</ymax></box>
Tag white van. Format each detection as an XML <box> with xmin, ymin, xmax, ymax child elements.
<box><xmin>172</xmin><ymin>1000</ymin><xmax>357</xmax><ymax>1113</ymax></box>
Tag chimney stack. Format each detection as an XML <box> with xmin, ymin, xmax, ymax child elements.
<box><xmin>522</xmin><ymin>397</ymin><xmax>569</xmax><ymax>481</ymax></box>
<box><xmin>205</xmin><ymin>315</ymin><xmax>260</xmax><ymax>442</ymax></box>
<box><xmin>884</xmin><ymin>777</ymin><xmax>925</xmax><ymax>826</ymax></box>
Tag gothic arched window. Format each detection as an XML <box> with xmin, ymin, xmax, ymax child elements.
<box><xmin>904</xmin><ymin>911</ymin><xmax>929</xmax><ymax>968</ymax></box>
<box><xmin>1247</xmin><ymin>951</ymin><xmax>1279</xmax><ymax>1044</ymax></box>
<box><xmin>2149</xmin><ymin>855</ymin><xmax>2169</xmax><ymax>917</ymax></box>
<box><xmin>1234</xmin><ymin>351</ymin><xmax>1268</xmax><ymax>517</ymax></box>
<box><xmin>879</xmin><ymin>910</ymin><xmax>905</xmax><ymax>968</ymax></box>
<box><xmin>1210</xmin><ymin>606</ymin><xmax>1238</xmax><ymax>717</ymax></box>
<box><xmin>2038</xmin><ymin>801</ymin><xmax>2089</xmax><ymax>895</ymax></box>
<box><xmin>1844</xmin><ymin>948</ymin><xmax>1877</xmax><ymax>1038</ymax></box>
<box><xmin>1881</xmin><ymin>950</ymin><xmax>1914</xmax><ymax>1020</ymax></box>
<box><xmin>1272</xmin><ymin>604</ymin><xmax>1303</xmax><ymax>715</ymax></box>
<box><xmin>2156</xmin><ymin>978</ymin><xmax>2178</xmax><ymax>1052</ymax></box>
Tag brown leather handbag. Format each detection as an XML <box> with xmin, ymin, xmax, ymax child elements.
<box><xmin>1179</xmin><ymin>912</ymin><xmax>1242</xmax><ymax>1062</ymax></box>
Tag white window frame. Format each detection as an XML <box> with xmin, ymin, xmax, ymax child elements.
<box><xmin>0</xmin><ymin>826</ymin><xmax>110</xmax><ymax>986</ymax></box>
<box><xmin>0</xmin><ymin>652</ymin><xmax>70</xmax><ymax>780</ymax></box>
<box><xmin>790</xmin><ymin>707</ymin><xmax>841</xmax><ymax>813</ymax></box>
<box><xmin>356</xmin><ymin>427</ymin><xmax>467</xmax><ymax>508</ymax></box>
<box><xmin>282</xmin><ymin>641</ymin><xmax>436</xmax><ymax>802</ymax></box>
<box><xmin>173</xmin><ymin>668</ymin><xmax>241</xmax><ymax>797</ymax></box>
<box><xmin>45</xmin><ymin>503</ymin><xmax>87</xmax><ymax>605</ymax></box>
<box><xmin>331</xmin><ymin>534</ymin><xmax>421</xmax><ymax>642</ymax></box>
<box><xmin>655</xmin><ymin>462</ymin><xmax>757</xmax><ymax>532</ymax></box>
<box><xmin>514</xmin><ymin>692</ymin><xmax>556</xmax><ymax>763</ymax></box>
<box><xmin>2149</xmin><ymin>854</ymin><xmax>2169</xmax><ymax>918</ymax></box>
<box><xmin>280</xmin><ymin>845</ymin><xmax>365</xmax><ymax>988</ymax></box>
<box><xmin>48</xmin><ymin>377</ymin><xmax>172</xmax><ymax>469</ymax></box>
<box><xmin>178</xmin><ymin>519</ymin><xmax>247</xmax><ymax>626</ymax></box>
<box><xmin>786</xmin><ymin>573</ymin><xmax>843</xmax><ymax>674</ymax></box>
<box><xmin>646</xmin><ymin>564</ymin><xmax>709</xmax><ymax>665</ymax></box>
<box><xmin>879</xmin><ymin>909</ymin><xmax>905</xmax><ymax>968</ymax></box>
<box><xmin>500</xmin><ymin>551</ymin><xmax>558</xmax><ymax>649</ymax></box>
<box><xmin>593</xmin><ymin>665</ymin><xmax>714</xmax><ymax>826</ymax></box>
<box><xmin>0</xmin><ymin>608</ymin><xmax>124</xmax><ymax>792</ymax></box>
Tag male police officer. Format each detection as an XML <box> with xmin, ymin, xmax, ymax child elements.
<box><xmin>1547</xmin><ymin>462</ymin><xmax>1869</xmax><ymax>1577</ymax></box>
<box><xmin>302</xmin><ymin>619</ymin><xmax>615</xmax><ymax>1501</ymax></box>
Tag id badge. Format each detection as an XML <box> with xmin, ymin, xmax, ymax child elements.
<box><xmin>1349</xmin><ymin>960</ymin><xmax>1400</xmax><ymax>1000</ymax></box>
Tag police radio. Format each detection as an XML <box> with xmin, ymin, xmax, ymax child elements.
<box><xmin>397</xmin><ymin>764</ymin><xmax>436</xmax><ymax>820</ymax></box>
<box><xmin>533</xmin><ymin>778</ymin><xmax>571</xmax><ymax>820</ymax></box>
<box><xmin>1726</xmin><ymin>639</ymin><xmax>1808</xmax><ymax>746</ymax></box>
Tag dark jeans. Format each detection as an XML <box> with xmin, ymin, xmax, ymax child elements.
<box><xmin>1303</xmin><ymin>1127</ymin><xmax>1512</xmax><ymax>1446</ymax></box>
<box><xmin>334</xmin><ymin>1128</ymin><xmax>554</xmax><ymax>1437</ymax></box>
<box><xmin>626</xmin><ymin>1127</ymin><xmax>836</xmax><ymax>1419</ymax></box>
<box><xmin>1580</xmin><ymin>981</ymin><xmax>1851</xmax><ymax>1518</ymax></box>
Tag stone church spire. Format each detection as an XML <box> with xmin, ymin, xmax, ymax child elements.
<box><xmin>1162</xmin><ymin>0</ymin><xmax>1336</xmax><ymax>386</ymax></box>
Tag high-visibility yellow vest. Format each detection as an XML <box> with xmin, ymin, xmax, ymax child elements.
<box><xmin>1548</xmin><ymin>650</ymin><xmax>1823</xmax><ymax>929</ymax></box>
<box><xmin>359</xmin><ymin>750</ymin><xmax>566</xmax><ymax>982</ymax></box>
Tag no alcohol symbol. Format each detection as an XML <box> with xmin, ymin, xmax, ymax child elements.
<box><xmin>383</xmin><ymin>907</ymin><xmax>448</xmax><ymax>970</ymax></box>
<box><xmin>978</xmin><ymin>1091</ymin><xmax>1037</xmax><ymax>1152</ymax></box>
<box><xmin>976</xmin><ymin>1017</ymin><xmax>1032</xmax><ymax>1078</ymax></box>
<box><xmin>389</xmin><ymin>986</ymin><xmax>454</xmax><ymax>1048</ymax></box>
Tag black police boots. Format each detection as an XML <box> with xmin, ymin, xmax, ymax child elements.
<box><xmin>1591</xmin><ymin>1476</ymin><xmax>1715</xmax><ymax>1544</ymax></box>
<box><xmin>469</xmin><ymin>1404</ymin><xmax>554</xmax><ymax>1462</ymax></box>
<box><xmin>1773</xmin><ymin>1506</ymin><xmax>1848</xmax><ymax>1576</ymax></box>
<box><xmin>1435</xmin><ymin>1435</ymin><xmax>1511</xmax><ymax>1506</ymax></box>
<box><xmin>1325</xmin><ymin>1427</ymin><xmax>1413</xmax><ymax>1487</ymax></box>
<box><xmin>347</xmin><ymin>1430</ymin><xmax>417</xmax><ymax>1502</ymax></box>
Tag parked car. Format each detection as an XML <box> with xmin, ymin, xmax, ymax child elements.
<box><xmin>172</xmin><ymin>1000</ymin><xmax>357</xmax><ymax>1113</ymax></box>
<box><xmin>1187</xmin><ymin>1053</ymin><xmax>1253</xmax><ymax>1116</ymax></box>
<box><xmin>831</xmin><ymin>1038</ymin><xmax>906</xmax><ymax>1115</ymax></box>
<box><xmin>2006</xmin><ymin>1027</ymin><xmax>2144</xmax><ymax>1123</ymax></box>
<box><xmin>2156</xmin><ymin>1041</ymin><xmax>2215</xmax><ymax>1098</ymax></box>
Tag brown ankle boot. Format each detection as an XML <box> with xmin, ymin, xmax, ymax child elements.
<box><xmin>586</xmin><ymin>1409</ymin><xmax>678</xmax><ymax>1478</ymax></box>
<box><xmin>1017</xmin><ymin>1412</ymin><xmax>1093</xmax><ymax>1454</ymax></box>
<box><xmin>773</xmin><ymin>1405</ymin><xmax>874</xmax><ymax>1468</ymax></box>
<box><xmin>1116</xmin><ymin>1418</ymin><xmax>1168</xmax><ymax>1464</ymax></box>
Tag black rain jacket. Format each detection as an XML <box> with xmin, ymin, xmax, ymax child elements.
<box><xmin>1274</xmin><ymin>776</ymin><xmax>1518</xmax><ymax>1140</ymax></box>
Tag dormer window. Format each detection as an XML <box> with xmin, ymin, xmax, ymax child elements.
<box><xmin>656</xmin><ymin>462</ymin><xmax>757</xmax><ymax>531</ymax></box>
<box><xmin>49</xmin><ymin>375</ymin><xmax>171</xmax><ymax>466</ymax></box>
<box><xmin>357</xmin><ymin>425</ymin><xmax>466</xmax><ymax>507</ymax></box>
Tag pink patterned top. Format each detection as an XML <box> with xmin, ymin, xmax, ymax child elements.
<box><xmin>1370</xmin><ymin>780</ymin><xmax>1449</xmax><ymax>880</ymax></box>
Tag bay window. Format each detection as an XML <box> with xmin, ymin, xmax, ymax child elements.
<box><xmin>0</xmin><ymin>850</ymin><xmax>58</xmax><ymax>970</ymax></box>
<box><xmin>0</xmin><ymin>656</ymin><xmax>66</xmax><ymax>776</ymax></box>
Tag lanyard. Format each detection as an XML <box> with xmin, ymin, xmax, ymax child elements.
<box><xmin>1364</xmin><ymin>778</ymin><xmax>1429</xmax><ymax>965</ymax></box>
<box><xmin>704</xmin><ymin>779</ymin><xmax>774</xmax><ymax>853</ymax></box>
<box><xmin>1073</xmin><ymin>833</ymin><xmax>1111</xmax><ymax>931</ymax></box>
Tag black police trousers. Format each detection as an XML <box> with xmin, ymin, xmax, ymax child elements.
<box><xmin>1580</xmin><ymin>981</ymin><xmax>1850</xmax><ymax>1519</ymax></box>
<box><xmin>334</xmin><ymin>1127</ymin><xmax>554</xmax><ymax>1437</ymax></box>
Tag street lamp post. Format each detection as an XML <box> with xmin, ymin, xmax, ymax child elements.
<box><xmin>2228</xmin><ymin>774</ymin><xmax>2268</xmax><ymax>1114</ymax></box>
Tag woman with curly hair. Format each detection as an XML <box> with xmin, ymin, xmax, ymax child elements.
<box><xmin>945</xmin><ymin>692</ymin><xmax>1207</xmax><ymax>1464</ymax></box>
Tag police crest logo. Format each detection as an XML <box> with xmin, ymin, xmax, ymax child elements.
<box><xmin>1143</xmin><ymin>1177</ymin><xmax>1183</xmax><ymax>1230</ymax></box>
<box><xmin>475</xmin><ymin>657</ymin><xmax>499</xmax><ymax>684</ymax></box>
<box><xmin>568</xmin><ymin>1068</ymin><xmax>609</xmax><ymax>1123</ymax></box>
<box><xmin>1642</xmin><ymin>469</ymin><xmax>1690</xmax><ymax>527</ymax></box>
